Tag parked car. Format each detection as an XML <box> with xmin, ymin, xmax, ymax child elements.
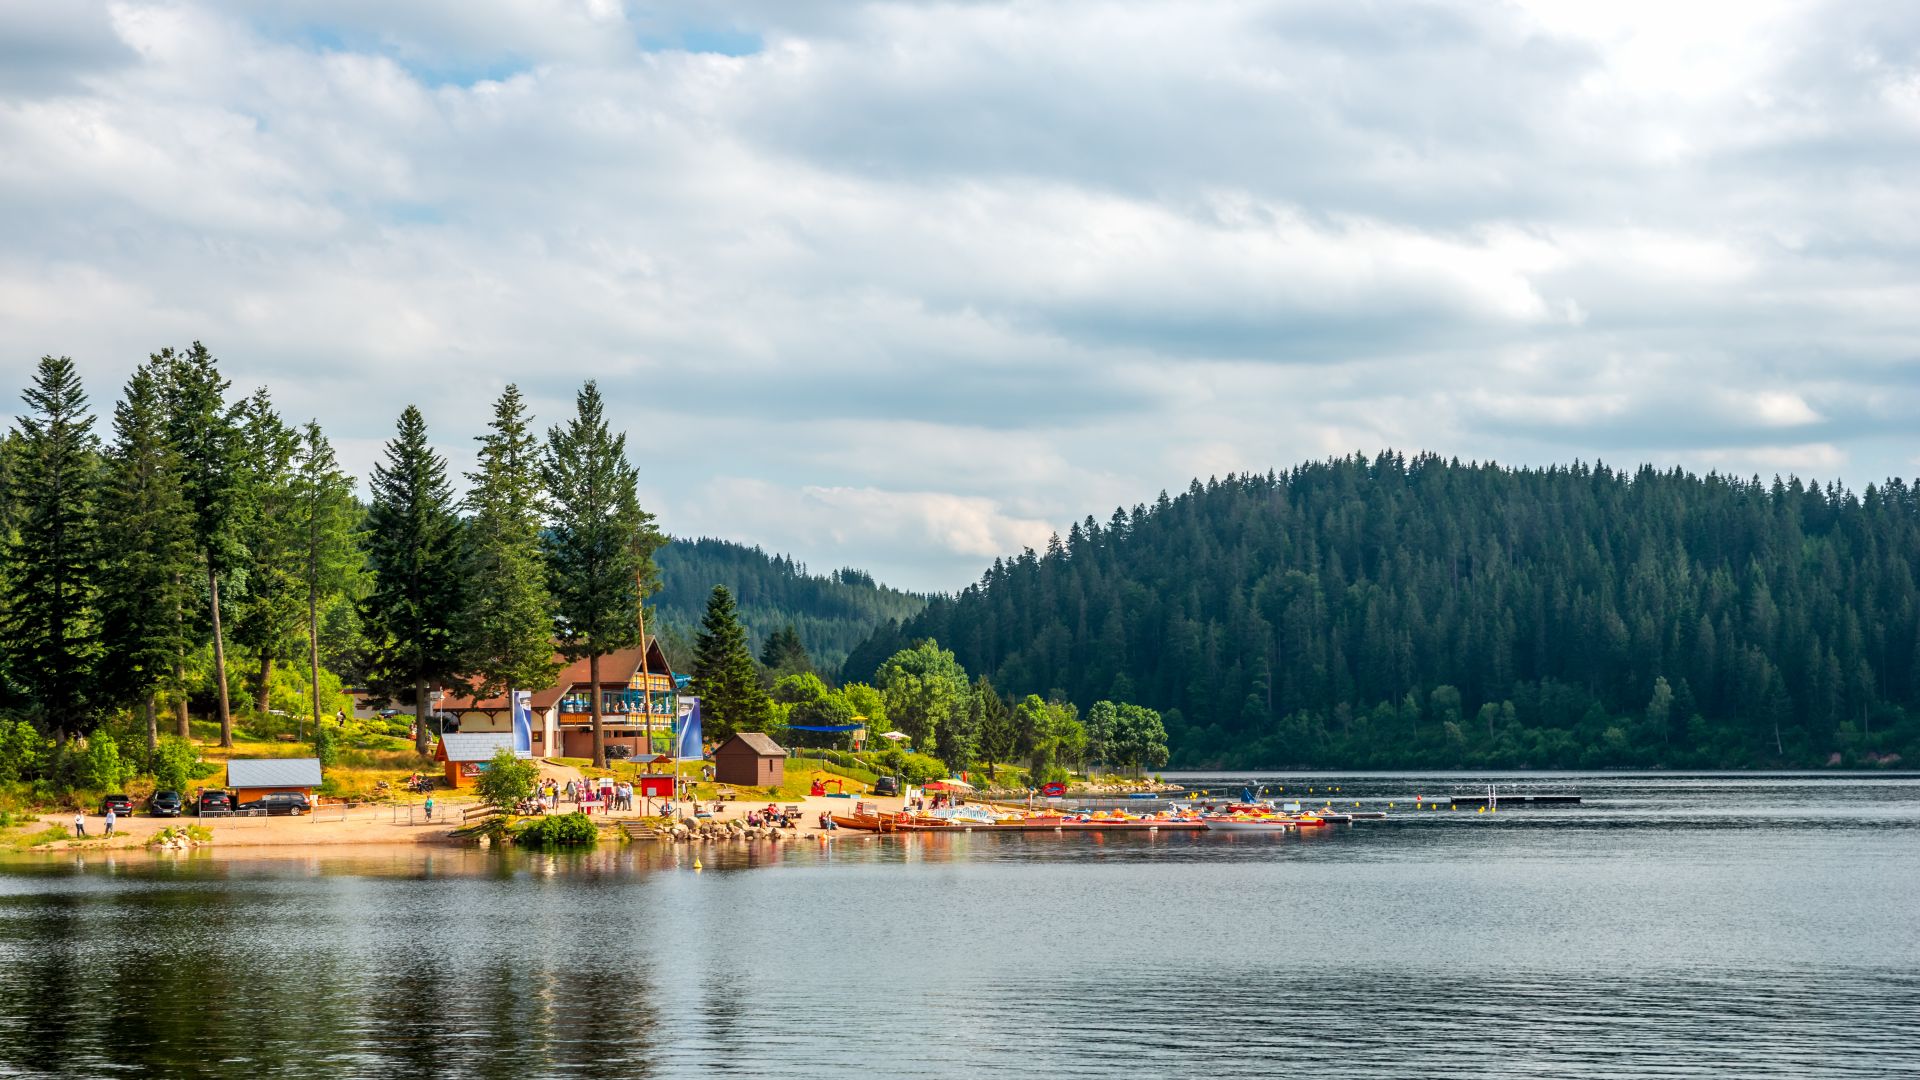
<box><xmin>147</xmin><ymin>790</ymin><xmax>184</xmax><ymax>817</ymax></box>
<box><xmin>196</xmin><ymin>790</ymin><xmax>234</xmax><ymax>816</ymax></box>
<box><xmin>100</xmin><ymin>793</ymin><xmax>134</xmax><ymax>817</ymax></box>
<box><xmin>873</xmin><ymin>776</ymin><xmax>900</xmax><ymax>796</ymax></box>
<box><xmin>236</xmin><ymin>792</ymin><xmax>310</xmax><ymax>816</ymax></box>
<box><xmin>604</xmin><ymin>743</ymin><xmax>633</xmax><ymax>760</ymax></box>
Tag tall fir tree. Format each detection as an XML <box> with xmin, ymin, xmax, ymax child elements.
<box><xmin>3</xmin><ymin>357</ymin><xmax>101</xmax><ymax>741</ymax></box>
<box><xmin>161</xmin><ymin>343</ymin><xmax>248</xmax><ymax>747</ymax></box>
<box><xmin>542</xmin><ymin>381</ymin><xmax>662</xmax><ymax>767</ymax></box>
<box><xmin>231</xmin><ymin>388</ymin><xmax>305</xmax><ymax>716</ymax></box>
<box><xmin>758</xmin><ymin>624</ymin><xmax>813</xmax><ymax>679</ymax></box>
<box><xmin>290</xmin><ymin>421</ymin><xmax>359</xmax><ymax>744</ymax></box>
<box><xmin>461</xmin><ymin>385</ymin><xmax>559</xmax><ymax>702</ymax></box>
<box><xmin>97</xmin><ymin>360</ymin><xmax>197</xmax><ymax>751</ymax></box>
<box><xmin>362</xmin><ymin>406</ymin><xmax>467</xmax><ymax>756</ymax></box>
<box><xmin>690</xmin><ymin>585</ymin><xmax>770</xmax><ymax>740</ymax></box>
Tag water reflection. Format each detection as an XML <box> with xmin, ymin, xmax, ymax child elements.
<box><xmin>1</xmin><ymin>774</ymin><xmax>1917</xmax><ymax>1077</ymax></box>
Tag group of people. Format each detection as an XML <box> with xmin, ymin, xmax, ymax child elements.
<box><xmin>745</xmin><ymin>804</ymin><xmax>798</xmax><ymax>829</ymax></box>
<box><xmin>562</xmin><ymin>776</ymin><xmax>638</xmax><ymax>813</ymax></box>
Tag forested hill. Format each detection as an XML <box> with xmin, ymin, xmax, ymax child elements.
<box><xmin>652</xmin><ymin>538</ymin><xmax>927</xmax><ymax>675</ymax></box>
<box><xmin>854</xmin><ymin>453</ymin><xmax>1920</xmax><ymax>769</ymax></box>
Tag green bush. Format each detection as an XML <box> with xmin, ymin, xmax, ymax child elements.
<box><xmin>152</xmin><ymin>735</ymin><xmax>201</xmax><ymax>792</ymax></box>
<box><xmin>514</xmin><ymin>811</ymin><xmax>597</xmax><ymax>847</ymax></box>
<box><xmin>0</xmin><ymin>721</ymin><xmax>48</xmax><ymax>786</ymax></box>
<box><xmin>475</xmin><ymin>749</ymin><xmax>538</xmax><ymax>812</ymax></box>
<box><xmin>314</xmin><ymin>723</ymin><xmax>338</xmax><ymax>767</ymax></box>
<box><xmin>871</xmin><ymin>747</ymin><xmax>948</xmax><ymax>784</ymax></box>
<box><xmin>79</xmin><ymin>734</ymin><xmax>132</xmax><ymax>791</ymax></box>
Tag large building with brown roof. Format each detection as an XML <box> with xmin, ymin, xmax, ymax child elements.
<box><xmin>436</xmin><ymin>638</ymin><xmax>675</xmax><ymax>760</ymax></box>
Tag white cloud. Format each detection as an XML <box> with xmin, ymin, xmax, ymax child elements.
<box><xmin>2</xmin><ymin>0</ymin><xmax>1919</xmax><ymax>590</ymax></box>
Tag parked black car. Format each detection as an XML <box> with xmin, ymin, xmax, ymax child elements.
<box><xmin>196</xmin><ymin>790</ymin><xmax>234</xmax><ymax>816</ymax></box>
<box><xmin>604</xmin><ymin>743</ymin><xmax>633</xmax><ymax>760</ymax></box>
<box><xmin>147</xmin><ymin>790</ymin><xmax>184</xmax><ymax>817</ymax></box>
<box><xmin>100</xmin><ymin>794</ymin><xmax>134</xmax><ymax>817</ymax></box>
<box><xmin>236</xmin><ymin>792</ymin><xmax>310</xmax><ymax>816</ymax></box>
<box><xmin>873</xmin><ymin>776</ymin><xmax>900</xmax><ymax>796</ymax></box>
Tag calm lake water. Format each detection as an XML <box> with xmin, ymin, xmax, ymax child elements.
<box><xmin>3</xmin><ymin>773</ymin><xmax>1918</xmax><ymax>1078</ymax></box>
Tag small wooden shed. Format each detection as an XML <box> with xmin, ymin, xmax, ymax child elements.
<box><xmin>227</xmin><ymin>757</ymin><xmax>323</xmax><ymax>803</ymax></box>
<box><xmin>436</xmin><ymin>732</ymin><xmax>528</xmax><ymax>788</ymax></box>
<box><xmin>713</xmin><ymin>733</ymin><xmax>786</xmax><ymax>788</ymax></box>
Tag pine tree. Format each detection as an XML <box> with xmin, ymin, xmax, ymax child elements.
<box><xmin>362</xmin><ymin>406</ymin><xmax>467</xmax><ymax>756</ymax></box>
<box><xmin>542</xmin><ymin>381</ymin><xmax>662</xmax><ymax>767</ymax></box>
<box><xmin>758</xmin><ymin>624</ymin><xmax>812</xmax><ymax>679</ymax></box>
<box><xmin>461</xmin><ymin>386</ymin><xmax>559</xmax><ymax>702</ymax></box>
<box><xmin>97</xmin><ymin>360</ymin><xmax>197</xmax><ymax>752</ymax></box>
<box><xmin>690</xmin><ymin>585</ymin><xmax>771</xmax><ymax>740</ymax></box>
<box><xmin>231</xmin><ymin>389</ymin><xmax>305</xmax><ymax>717</ymax></box>
<box><xmin>3</xmin><ymin>357</ymin><xmax>101</xmax><ymax>741</ymax></box>
<box><xmin>290</xmin><ymin>421</ymin><xmax>359</xmax><ymax>745</ymax></box>
<box><xmin>161</xmin><ymin>343</ymin><xmax>247</xmax><ymax>747</ymax></box>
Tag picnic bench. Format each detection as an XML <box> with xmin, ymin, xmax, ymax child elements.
<box><xmin>715</xmin><ymin>787</ymin><xmax>738</xmax><ymax>802</ymax></box>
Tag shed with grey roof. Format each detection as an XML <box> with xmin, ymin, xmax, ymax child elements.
<box><xmin>226</xmin><ymin>757</ymin><xmax>323</xmax><ymax>802</ymax></box>
<box><xmin>436</xmin><ymin>732</ymin><xmax>530</xmax><ymax>787</ymax></box>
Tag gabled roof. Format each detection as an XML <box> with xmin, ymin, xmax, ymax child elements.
<box><xmin>227</xmin><ymin>757</ymin><xmax>323</xmax><ymax>788</ymax></box>
<box><xmin>438</xmin><ymin>732</ymin><xmax>529</xmax><ymax>763</ymax></box>
<box><xmin>716</xmin><ymin>732</ymin><xmax>786</xmax><ymax>757</ymax></box>
<box><xmin>438</xmin><ymin>640</ymin><xmax>671</xmax><ymax>713</ymax></box>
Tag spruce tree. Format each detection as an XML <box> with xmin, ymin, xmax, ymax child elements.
<box><xmin>161</xmin><ymin>343</ymin><xmax>247</xmax><ymax>747</ymax></box>
<box><xmin>461</xmin><ymin>385</ymin><xmax>559</xmax><ymax>702</ymax></box>
<box><xmin>690</xmin><ymin>585</ymin><xmax>770</xmax><ymax>740</ymax></box>
<box><xmin>542</xmin><ymin>381</ymin><xmax>662</xmax><ymax>767</ymax></box>
<box><xmin>97</xmin><ymin>360</ymin><xmax>197</xmax><ymax>752</ymax></box>
<box><xmin>290</xmin><ymin>421</ymin><xmax>358</xmax><ymax>745</ymax></box>
<box><xmin>231</xmin><ymin>388</ymin><xmax>305</xmax><ymax>717</ymax></box>
<box><xmin>3</xmin><ymin>357</ymin><xmax>101</xmax><ymax>741</ymax></box>
<box><xmin>758</xmin><ymin>624</ymin><xmax>812</xmax><ymax>679</ymax></box>
<box><xmin>362</xmin><ymin>406</ymin><xmax>466</xmax><ymax>756</ymax></box>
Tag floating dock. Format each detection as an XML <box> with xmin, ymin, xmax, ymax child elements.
<box><xmin>1447</xmin><ymin>794</ymin><xmax>1581</xmax><ymax>807</ymax></box>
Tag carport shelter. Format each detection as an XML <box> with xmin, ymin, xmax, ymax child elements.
<box><xmin>227</xmin><ymin>758</ymin><xmax>323</xmax><ymax>803</ymax></box>
<box><xmin>436</xmin><ymin>732</ymin><xmax>531</xmax><ymax>788</ymax></box>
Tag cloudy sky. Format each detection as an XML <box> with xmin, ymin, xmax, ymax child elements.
<box><xmin>3</xmin><ymin>1</ymin><xmax>1918</xmax><ymax>591</ymax></box>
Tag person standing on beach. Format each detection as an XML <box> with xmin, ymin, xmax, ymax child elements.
<box><xmin>105</xmin><ymin>808</ymin><xmax>116</xmax><ymax>837</ymax></box>
<box><xmin>424</xmin><ymin>795</ymin><xmax>434</xmax><ymax>822</ymax></box>
<box><xmin>72</xmin><ymin>812</ymin><xmax>85</xmax><ymax>837</ymax></box>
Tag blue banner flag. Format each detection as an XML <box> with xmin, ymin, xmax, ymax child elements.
<box><xmin>512</xmin><ymin>690</ymin><xmax>533</xmax><ymax>756</ymax></box>
<box><xmin>673</xmin><ymin>696</ymin><xmax>703</xmax><ymax>760</ymax></box>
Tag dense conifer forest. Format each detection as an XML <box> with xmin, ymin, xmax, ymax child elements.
<box><xmin>857</xmin><ymin>453</ymin><xmax>1920</xmax><ymax>769</ymax></box>
<box><xmin>652</xmin><ymin>538</ymin><xmax>927</xmax><ymax>675</ymax></box>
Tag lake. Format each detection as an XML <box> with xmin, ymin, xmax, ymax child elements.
<box><xmin>2</xmin><ymin>772</ymin><xmax>1917</xmax><ymax>1078</ymax></box>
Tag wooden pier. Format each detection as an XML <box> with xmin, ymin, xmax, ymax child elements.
<box><xmin>1447</xmin><ymin>794</ymin><xmax>1581</xmax><ymax>807</ymax></box>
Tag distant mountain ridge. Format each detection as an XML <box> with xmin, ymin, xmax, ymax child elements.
<box><xmin>855</xmin><ymin>452</ymin><xmax>1920</xmax><ymax>769</ymax></box>
<box><xmin>651</xmin><ymin>537</ymin><xmax>928</xmax><ymax>675</ymax></box>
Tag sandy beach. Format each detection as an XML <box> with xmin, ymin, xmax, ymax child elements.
<box><xmin>22</xmin><ymin>790</ymin><xmax>913</xmax><ymax>853</ymax></box>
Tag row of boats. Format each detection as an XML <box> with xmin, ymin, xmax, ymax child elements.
<box><xmin>828</xmin><ymin>800</ymin><xmax>1386</xmax><ymax>834</ymax></box>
